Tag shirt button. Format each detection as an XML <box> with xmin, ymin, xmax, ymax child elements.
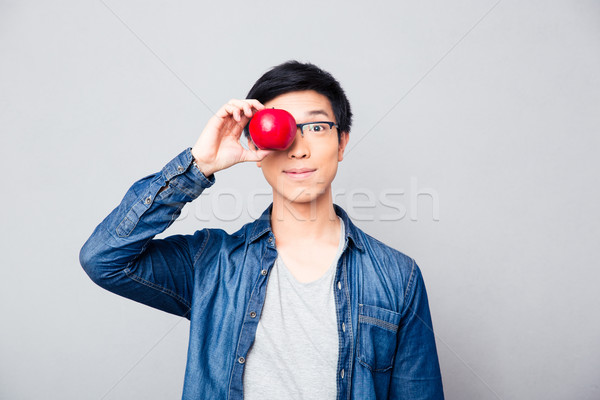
<box><xmin>250</xmin><ymin>311</ymin><xmax>257</xmax><ymax>318</ymax></box>
<box><xmin>261</xmin><ymin>269</ymin><xmax>268</xmax><ymax>276</ymax></box>
<box><xmin>268</xmin><ymin>237</ymin><xmax>273</xmax><ymax>243</ymax></box>
<box><xmin>144</xmin><ymin>197</ymin><xmax>151</xmax><ymax>205</ymax></box>
<box><xmin>340</xmin><ymin>369</ymin><xmax>345</xmax><ymax>379</ymax></box>
<box><xmin>238</xmin><ymin>357</ymin><xmax>245</xmax><ymax>364</ymax></box>
<box><xmin>337</xmin><ymin>281</ymin><xmax>341</xmax><ymax>290</ymax></box>
<box><xmin>177</xmin><ymin>166</ymin><xmax>184</xmax><ymax>172</ymax></box>
<box><xmin>342</xmin><ymin>322</ymin><xmax>346</xmax><ymax>332</ymax></box>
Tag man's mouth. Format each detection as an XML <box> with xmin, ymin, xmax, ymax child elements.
<box><xmin>283</xmin><ymin>168</ymin><xmax>317</xmax><ymax>179</ymax></box>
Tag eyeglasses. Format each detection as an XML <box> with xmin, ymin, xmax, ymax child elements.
<box><xmin>296</xmin><ymin>121</ymin><xmax>339</xmax><ymax>138</ymax></box>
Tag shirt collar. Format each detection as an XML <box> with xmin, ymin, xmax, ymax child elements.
<box><xmin>248</xmin><ymin>202</ymin><xmax>365</xmax><ymax>252</ymax></box>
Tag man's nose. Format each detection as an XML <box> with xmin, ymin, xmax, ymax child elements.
<box><xmin>288</xmin><ymin>129</ymin><xmax>310</xmax><ymax>159</ymax></box>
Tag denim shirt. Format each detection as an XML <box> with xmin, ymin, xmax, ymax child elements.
<box><xmin>79</xmin><ymin>148</ymin><xmax>444</xmax><ymax>400</ymax></box>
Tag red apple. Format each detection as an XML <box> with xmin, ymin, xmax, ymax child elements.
<box><xmin>248</xmin><ymin>108</ymin><xmax>297</xmax><ymax>150</ymax></box>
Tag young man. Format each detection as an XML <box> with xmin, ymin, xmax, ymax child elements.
<box><xmin>80</xmin><ymin>61</ymin><xmax>444</xmax><ymax>399</ymax></box>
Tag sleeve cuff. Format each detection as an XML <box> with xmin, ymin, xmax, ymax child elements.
<box><xmin>161</xmin><ymin>147</ymin><xmax>216</xmax><ymax>191</ymax></box>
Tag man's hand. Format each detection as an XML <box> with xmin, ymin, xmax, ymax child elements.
<box><xmin>191</xmin><ymin>99</ymin><xmax>275</xmax><ymax>177</ymax></box>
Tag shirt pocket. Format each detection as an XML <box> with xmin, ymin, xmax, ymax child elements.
<box><xmin>357</xmin><ymin>304</ymin><xmax>401</xmax><ymax>372</ymax></box>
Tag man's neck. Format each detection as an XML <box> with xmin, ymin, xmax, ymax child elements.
<box><xmin>270</xmin><ymin>192</ymin><xmax>340</xmax><ymax>247</ymax></box>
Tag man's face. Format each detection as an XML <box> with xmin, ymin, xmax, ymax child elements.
<box><xmin>250</xmin><ymin>90</ymin><xmax>349</xmax><ymax>207</ymax></box>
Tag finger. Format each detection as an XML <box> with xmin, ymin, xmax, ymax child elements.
<box><xmin>233</xmin><ymin>99</ymin><xmax>266</xmax><ymax>115</ymax></box>
<box><xmin>232</xmin><ymin>114</ymin><xmax>250</xmax><ymax>132</ymax></box>
<box><xmin>245</xmin><ymin>99</ymin><xmax>265</xmax><ymax>111</ymax></box>
<box><xmin>255</xmin><ymin>149</ymin><xmax>276</xmax><ymax>160</ymax></box>
<box><xmin>227</xmin><ymin>99</ymin><xmax>255</xmax><ymax>119</ymax></box>
<box><xmin>239</xmin><ymin>113</ymin><xmax>251</xmax><ymax>125</ymax></box>
<box><xmin>243</xmin><ymin>148</ymin><xmax>275</xmax><ymax>162</ymax></box>
<box><xmin>243</xmin><ymin>103</ymin><xmax>254</xmax><ymax>118</ymax></box>
<box><xmin>215</xmin><ymin>103</ymin><xmax>231</xmax><ymax>119</ymax></box>
<box><xmin>224</xmin><ymin>104</ymin><xmax>242</xmax><ymax>122</ymax></box>
<box><xmin>238</xmin><ymin>102</ymin><xmax>252</xmax><ymax>118</ymax></box>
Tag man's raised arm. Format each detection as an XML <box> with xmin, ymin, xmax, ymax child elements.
<box><xmin>79</xmin><ymin>99</ymin><xmax>273</xmax><ymax>318</ymax></box>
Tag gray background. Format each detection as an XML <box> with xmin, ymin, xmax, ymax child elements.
<box><xmin>1</xmin><ymin>1</ymin><xmax>599</xmax><ymax>399</ymax></box>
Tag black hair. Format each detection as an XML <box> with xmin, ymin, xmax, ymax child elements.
<box><xmin>243</xmin><ymin>60</ymin><xmax>352</xmax><ymax>144</ymax></box>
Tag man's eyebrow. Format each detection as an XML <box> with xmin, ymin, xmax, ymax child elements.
<box><xmin>303</xmin><ymin>109</ymin><xmax>331</xmax><ymax>118</ymax></box>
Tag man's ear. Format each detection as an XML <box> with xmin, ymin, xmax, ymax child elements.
<box><xmin>338</xmin><ymin>131</ymin><xmax>350</xmax><ymax>162</ymax></box>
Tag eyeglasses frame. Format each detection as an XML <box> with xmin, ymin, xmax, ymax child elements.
<box><xmin>296</xmin><ymin>121</ymin><xmax>339</xmax><ymax>138</ymax></box>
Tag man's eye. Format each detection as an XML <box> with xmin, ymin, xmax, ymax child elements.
<box><xmin>311</xmin><ymin>124</ymin><xmax>325</xmax><ymax>132</ymax></box>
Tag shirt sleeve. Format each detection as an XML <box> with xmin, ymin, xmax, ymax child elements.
<box><xmin>389</xmin><ymin>260</ymin><xmax>445</xmax><ymax>399</ymax></box>
<box><xmin>79</xmin><ymin>147</ymin><xmax>216</xmax><ymax>319</ymax></box>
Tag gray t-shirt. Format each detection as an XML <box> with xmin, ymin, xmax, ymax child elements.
<box><xmin>243</xmin><ymin>216</ymin><xmax>345</xmax><ymax>399</ymax></box>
